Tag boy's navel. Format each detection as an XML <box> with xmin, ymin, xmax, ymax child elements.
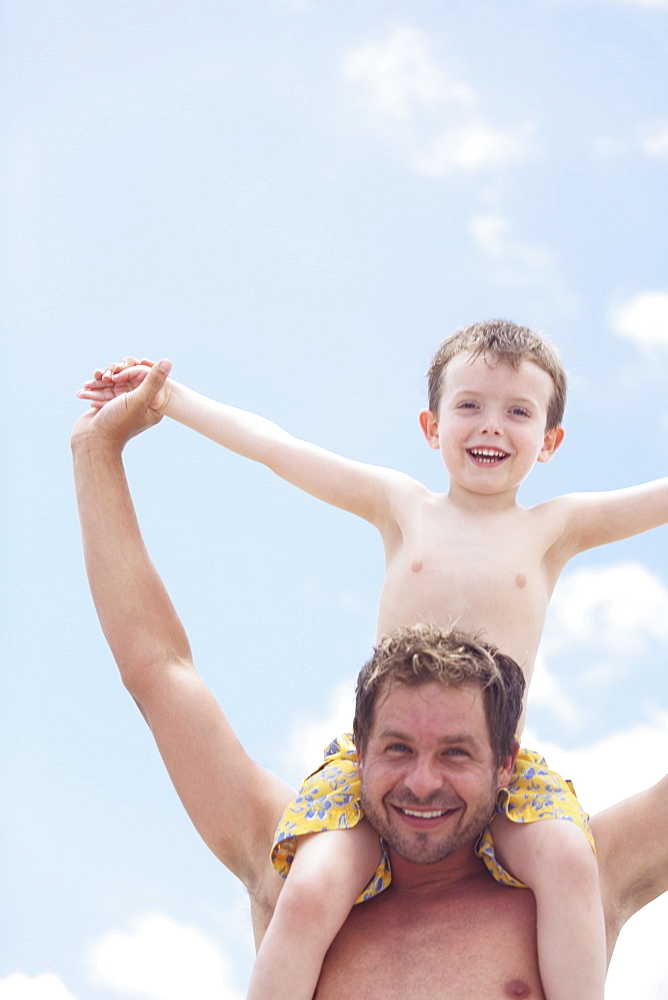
<box><xmin>515</xmin><ymin>573</ymin><xmax>527</xmax><ymax>588</ymax></box>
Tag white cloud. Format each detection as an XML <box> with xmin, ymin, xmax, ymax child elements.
<box><xmin>525</xmin><ymin>713</ymin><xmax>668</xmax><ymax>814</ymax></box>
<box><xmin>546</xmin><ymin>562</ymin><xmax>668</xmax><ymax>660</ymax></box>
<box><xmin>521</xmin><ymin>719</ymin><xmax>668</xmax><ymax>1000</ymax></box>
<box><xmin>528</xmin><ymin>650</ymin><xmax>583</xmax><ymax>729</ymax></box>
<box><xmin>282</xmin><ymin>677</ymin><xmax>356</xmax><ymax>781</ymax></box>
<box><xmin>470</xmin><ymin>211</ymin><xmax>570</xmax><ymax>298</ymax></box>
<box><xmin>341</xmin><ymin>27</ymin><xmax>535</xmax><ymax>177</ymax></box>
<box><xmin>415</xmin><ymin>121</ymin><xmax>534</xmax><ymax>176</ymax></box>
<box><xmin>595</xmin><ymin>120</ymin><xmax>668</xmax><ymax>161</ymax></box>
<box><xmin>0</xmin><ymin>975</ymin><xmax>78</xmax><ymax>1000</ymax></box>
<box><xmin>343</xmin><ymin>26</ymin><xmax>472</xmax><ymax>122</ymax></box>
<box><xmin>607</xmin><ymin>897</ymin><xmax>668</xmax><ymax>1000</ymax></box>
<box><xmin>611</xmin><ymin>292</ymin><xmax>668</xmax><ymax>350</ymax></box>
<box><xmin>639</xmin><ymin>122</ymin><xmax>668</xmax><ymax>159</ymax></box>
<box><xmin>87</xmin><ymin>913</ymin><xmax>243</xmax><ymax>1000</ymax></box>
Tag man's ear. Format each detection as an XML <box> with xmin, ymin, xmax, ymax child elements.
<box><xmin>419</xmin><ymin>409</ymin><xmax>440</xmax><ymax>449</ymax></box>
<box><xmin>496</xmin><ymin>737</ymin><xmax>520</xmax><ymax>792</ymax></box>
<box><xmin>537</xmin><ymin>424</ymin><xmax>565</xmax><ymax>464</ymax></box>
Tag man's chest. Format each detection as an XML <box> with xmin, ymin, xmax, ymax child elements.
<box><xmin>315</xmin><ymin>882</ymin><xmax>545</xmax><ymax>1000</ymax></box>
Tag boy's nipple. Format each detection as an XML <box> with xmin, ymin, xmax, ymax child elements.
<box><xmin>515</xmin><ymin>573</ymin><xmax>527</xmax><ymax>588</ymax></box>
<box><xmin>411</xmin><ymin>560</ymin><xmax>423</xmax><ymax>573</ymax></box>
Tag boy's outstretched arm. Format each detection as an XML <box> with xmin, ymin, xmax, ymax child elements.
<box><xmin>73</xmin><ymin>361</ymin><xmax>292</xmax><ymax>928</ymax></box>
<box><xmin>79</xmin><ymin>358</ymin><xmax>422</xmax><ymax>533</ymax></box>
<box><xmin>553</xmin><ymin>478</ymin><xmax>668</xmax><ymax>559</ymax></box>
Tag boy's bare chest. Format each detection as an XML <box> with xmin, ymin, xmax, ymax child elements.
<box><xmin>378</xmin><ymin>503</ymin><xmax>557</xmax><ymax>664</ymax></box>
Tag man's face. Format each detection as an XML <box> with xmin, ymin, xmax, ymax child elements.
<box><xmin>358</xmin><ymin>680</ymin><xmax>515</xmax><ymax>864</ymax></box>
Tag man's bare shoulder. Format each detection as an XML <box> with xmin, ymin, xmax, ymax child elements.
<box><xmin>315</xmin><ymin>872</ymin><xmax>545</xmax><ymax>1000</ymax></box>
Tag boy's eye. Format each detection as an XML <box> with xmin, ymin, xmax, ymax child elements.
<box><xmin>510</xmin><ymin>407</ymin><xmax>530</xmax><ymax>417</ymax></box>
<box><xmin>457</xmin><ymin>401</ymin><xmax>478</xmax><ymax>410</ymax></box>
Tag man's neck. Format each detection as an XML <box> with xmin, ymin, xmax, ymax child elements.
<box><xmin>386</xmin><ymin>842</ymin><xmax>486</xmax><ymax>895</ymax></box>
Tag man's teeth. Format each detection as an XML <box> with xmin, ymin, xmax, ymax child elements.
<box><xmin>469</xmin><ymin>448</ymin><xmax>507</xmax><ymax>463</ymax></box>
<box><xmin>402</xmin><ymin>808</ymin><xmax>447</xmax><ymax>819</ymax></box>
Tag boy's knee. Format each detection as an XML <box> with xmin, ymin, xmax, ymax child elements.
<box><xmin>277</xmin><ymin>871</ymin><xmax>333</xmax><ymax>925</ymax></box>
<box><xmin>536</xmin><ymin>821</ymin><xmax>598</xmax><ymax>881</ymax></box>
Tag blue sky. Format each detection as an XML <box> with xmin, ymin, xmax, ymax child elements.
<box><xmin>1</xmin><ymin>1</ymin><xmax>667</xmax><ymax>997</ymax></box>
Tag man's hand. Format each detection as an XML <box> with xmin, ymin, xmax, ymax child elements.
<box><xmin>72</xmin><ymin>359</ymin><xmax>173</xmax><ymax>453</ymax></box>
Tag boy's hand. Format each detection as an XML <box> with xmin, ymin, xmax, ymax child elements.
<box><xmin>95</xmin><ymin>356</ymin><xmax>156</xmax><ymax>382</ymax></box>
<box><xmin>78</xmin><ymin>356</ymin><xmax>170</xmax><ymax>413</ymax></box>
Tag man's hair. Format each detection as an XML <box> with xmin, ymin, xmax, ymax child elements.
<box><xmin>353</xmin><ymin>624</ymin><xmax>525</xmax><ymax>767</ymax></box>
<box><xmin>427</xmin><ymin>319</ymin><xmax>567</xmax><ymax>431</ymax></box>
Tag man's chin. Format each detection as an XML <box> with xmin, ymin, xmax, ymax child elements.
<box><xmin>367</xmin><ymin>800</ymin><xmax>498</xmax><ymax>865</ymax></box>
<box><xmin>370</xmin><ymin>812</ymin><xmax>465</xmax><ymax>864</ymax></box>
<box><xmin>387</xmin><ymin>831</ymin><xmax>465</xmax><ymax>865</ymax></box>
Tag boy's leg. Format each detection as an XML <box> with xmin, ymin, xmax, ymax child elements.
<box><xmin>491</xmin><ymin>814</ymin><xmax>606</xmax><ymax>1000</ymax></box>
<box><xmin>248</xmin><ymin>820</ymin><xmax>382</xmax><ymax>1000</ymax></box>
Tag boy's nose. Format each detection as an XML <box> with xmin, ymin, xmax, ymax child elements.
<box><xmin>480</xmin><ymin>411</ymin><xmax>503</xmax><ymax>435</ymax></box>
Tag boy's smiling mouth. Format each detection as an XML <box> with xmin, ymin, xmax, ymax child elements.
<box><xmin>467</xmin><ymin>448</ymin><xmax>509</xmax><ymax>464</ymax></box>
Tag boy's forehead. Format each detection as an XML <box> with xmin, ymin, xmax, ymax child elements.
<box><xmin>439</xmin><ymin>351</ymin><xmax>552</xmax><ymax>401</ymax></box>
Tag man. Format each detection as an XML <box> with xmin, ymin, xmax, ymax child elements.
<box><xmin>73</xmin><ymin>361</ymin><xmax>668</xmax><ymax>999</ymax></box>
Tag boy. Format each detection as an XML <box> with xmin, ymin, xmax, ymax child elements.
<box><xmin>79</xmin><ymin>319</ymin><xmax>668</xmax><ymax>1000</ymax></box>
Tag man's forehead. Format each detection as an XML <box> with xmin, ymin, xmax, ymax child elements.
<box><xmin>369</xmin><ymin>679</ymin><xmax>490</xmax><ymax>737</ymax></box>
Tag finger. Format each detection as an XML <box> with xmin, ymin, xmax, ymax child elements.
<box><xmin>111</xmin><ymin>362</ymin><xmax>151</xmax><ymax>384</ymax></box>
<box><xmin>130</xmin><ymin>358</ymin><xmax>172</xmax><ymax>406</ymax></box>
<box><xmin>100</xmin><ymin>357</ymin><xmax>139</xmax><ymax>380</ymax></box>
<box><xmin>78</xmin><ymin>387</ymin><xmax>111</xmax><ymax>400</ymax></box>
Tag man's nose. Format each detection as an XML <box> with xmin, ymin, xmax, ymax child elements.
<box><xmin>404</xmin><ymin>757</ymin><xmax>445</xmax><ymax>799</ymax></box>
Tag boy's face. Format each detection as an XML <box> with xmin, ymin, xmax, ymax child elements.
<box><xmin>419</xmin><ymin>352</ymin><xmax>564</xmax><ymax>499</ymax></box>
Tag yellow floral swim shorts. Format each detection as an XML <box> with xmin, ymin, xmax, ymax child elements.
<box><xmin>271</xmin><ymin>733</ymin><xmax>594</xmax><ymax>900</ymax></box>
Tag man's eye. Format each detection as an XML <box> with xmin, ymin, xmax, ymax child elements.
<box><xmin>387</xmin><ymin>743</ymin><xmax>411</xmax><ymax>754</ymax></box>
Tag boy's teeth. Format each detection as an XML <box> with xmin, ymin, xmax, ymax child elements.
<box><xmin>469</xmin><ymin>448</ymin><xmax>507</xmax><ymax>462</ymax></box>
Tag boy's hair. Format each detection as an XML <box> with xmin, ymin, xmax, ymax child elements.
<box><xmin>427</xmin><ymin>319</ymin><xmax>567</xmax><ymax>431</ymax></box>
<box><xmin>353</xmin><ymin>624</ymin><xmax>525</xmax><ymax>767</ymax></box>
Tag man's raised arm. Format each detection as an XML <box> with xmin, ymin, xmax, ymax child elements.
<box><xmin>591</xmin><ymin>774</ymin><xmax>668</xmax><ymax>961</ymax></box>
<box><xmin>72</xmin><ymin>361</ymin><xmax>292</xmax><ymax>934</ymax></box>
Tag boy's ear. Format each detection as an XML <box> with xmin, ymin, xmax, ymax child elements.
<box><xmin>419</xmin><ymin>409</ymin><xmax>440</xmax><ymax>449</ymax></box>
<box><xmin>537</xmin><ymin>424</ymin><xmax>565</xmax><ymax>464</ymax></box>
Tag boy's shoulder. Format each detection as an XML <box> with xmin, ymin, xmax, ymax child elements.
<box><xmin>522</xmin><ymin>492</ymin><xmax>581</xmax><ymax>527</ymax></box>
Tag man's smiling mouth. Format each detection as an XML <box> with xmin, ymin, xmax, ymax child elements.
<box><xmin>398</xmin><ymin>807</ymin><xmax>454</xmax><ymax>819</ymax></box>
